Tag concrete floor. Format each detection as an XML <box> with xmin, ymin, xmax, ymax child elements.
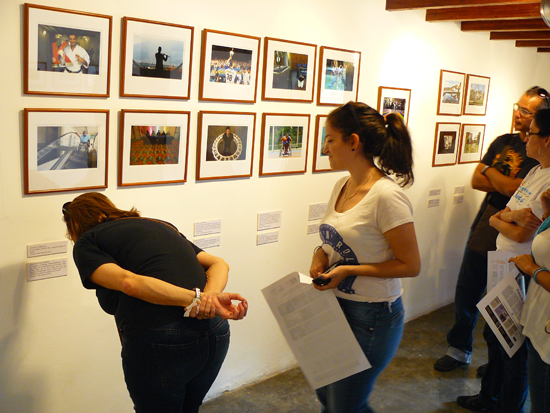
<box><xmin>200</xmin><ymin>303</ymin><xmax>531</xmax><ymax>413</ymax></box>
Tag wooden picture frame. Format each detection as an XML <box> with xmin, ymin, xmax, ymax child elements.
<box><xmin>24</xmin><ymin>3</ymin><xmax>112</xmax><ymax>97</ymax></box>
<box><xmin>377</xmin><ymin>86</ymin><xmax>411</xmax><ymax>126</ymax></box>
<box><xmin>196</xmin><ymin>111</ymin><xmax>256</xmax><ymax>180</ymax></box>
<box><xmin>437</xmin><ymin>70</ymin><xmax>465</xmax><ymax>116</ymax></box>
<box><xmin>463</xmin><ymin>74</ymin><xmax>490</xmax><ymax>116</ymax></box>
<box><xmin>432</xmin><ymin>122</ymin><xmax>461</xmax><ymax>167</ymax></box>
<box><xmin>120</xmin><ymin>17</ymin><xmax>194</xmax><ymax>100</ymax></box>
<box><xmin>259</xmin><ymin>113</ymin><xmax>310</xmax><ymax>176</ymax></box>
<box><xmin>261</xmin><ymin>37</ymin><xmax>317</xmax><ymax>102</ymax></box>
<box><xmin>24</xmin><ymin>108</ymin><xmax>109</xmax><ymax>194</ymax></box>
<box><xmin>313</xmin><ymin>115</ymin><xmax>332</xmax><ymax>173</ymax></box>
<box><xmin>198</xmin><ymin>29</ymin><xmax>261</xmax><ymax>103</ymax></box>
<box><xmin>317</xmin><ymin>46</ymin><xmax>361</xmax><ymax>106</ymax></box>
<box><xmin>458</xmin><ymin>124</ymin><xmax>486</xmax><ymax>164</ymax></box>
<box><xmin>119</xmin><ymin>110</ymin><xmax>190</xmax><ymax>187</ymax></box>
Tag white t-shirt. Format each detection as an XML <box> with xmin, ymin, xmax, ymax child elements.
<box><xmin>520</xmin><ymin>226</ymin><xmax>550</xmax><ymax>364</ymax></box>
<box><xmin>497</xmin><ymin>165</ymin><xmax>550</xmax><ymax>255</ymax></box>
<box><xmin>320</xmin><ymin>176</ymin><xmax>414</xmax><ymax>302</ymax></box>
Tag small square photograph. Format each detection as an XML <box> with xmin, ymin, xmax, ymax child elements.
<box><xmin>272</xmin><ymin>51</ymin><xmax>308</xmax><ymax>90</ymax></box>
<box><xmin>381</xmin><ymin>97</ymin><xmax>407</xmax><ymax>117</ymax></box>
<box><xmin>324</xmin><ymin>59</ymin><xmax>355</xmax><ymax>92</ymax></box>
<box><xmin>205</xmin><ymin>125</ymin><xmax>249</xmax><ymax>161</ymax></box>
<box><xmin>468</xmin><ymin>83</ymin><xmax>486</xmax><ymax>106</ymax></box>
<box><xmin>438</xmin><ymin>131</ymin><xmax>457</xmax><ymax>154</ymax></box>
<box><xmin>441</xmin><ymin>80</ymin><xmax>462</xmax><ymax>105</ymax></box>
<box><xmin>266</xmin><ymin>126</ymin><xmax>305</xmax><ymax>158</ymax></box>
<box><xmin>37</xmin><ymin>25</ymin><xmax>101</xmax><ymax>75</ymax></box>
<box><xmin>129</xmin><ymin>126</ymin><xmax>182</xmax><ymax>165</ymax></box>
<box><xmin>209</xmin><ymin>45</ymin><xmax>253</xmax><ymax>85</ymax></box>
<box><xmin>132</xmin><ymin>35</ymin><xmax>184</xmax><ymax>80</ymax></box>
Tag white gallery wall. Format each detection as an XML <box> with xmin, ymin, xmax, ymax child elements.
<box><xmin>1</xmin><ymin>0</ymin><xmax>550</xmax><ymax>411</ymax></box>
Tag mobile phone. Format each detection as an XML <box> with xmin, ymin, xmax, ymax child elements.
<box><xmin>312</xmin><ymin>260</ymin><xmax>344</xmax><ymax>286</ymax></box>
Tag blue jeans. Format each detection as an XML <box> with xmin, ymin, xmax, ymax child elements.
<box><xmin>316</xmin><ymin>297</ymin><xmax>404</xmax><ymax>413</ymax></box>
<box><xmin>479</xmin><ymin>323</ymin><xmax>528</xmax><ymax>413</ymax></box>
<box><xmin>446</xmin><ymin>246</ymin><xmax>487</xmax><ymax>362</ymax></box>
<box><xmin>528</xmin><ymin>338</ymin><xmax>550</xmax><ymax>413</ymax></box>
<box><xmin>121</xmin><ymin>317</ymin><xmax>230</xmax><ymax>413</ymax></box>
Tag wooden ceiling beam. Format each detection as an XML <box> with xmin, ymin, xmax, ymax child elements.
<box><xmin>490</xmin><ymin>31</ymin><xmax>550</xmax><ymax>40</ymax></box>
<box><xmin>537</xmin><ymin>47</ymin><xmax>550</xmax><ymax>52</ymax></box>
<box><xmin>462</xmin><ymin>19</ymin><xmax>550</xmax><ymax>31</ymax></box>
<box><xmin>426</xmin><ymin>3</ymin><xmax>540</xmax><ymax>22</ymax></box>
<box><xmin>386</xmin><ymin>0</ymin><xmax>539</xmax><ymax>11</ymax></box>
<box><xmin>515</xmin><ymin>40</ymin><xmax>550</xmax><ymax>47</ymax></box>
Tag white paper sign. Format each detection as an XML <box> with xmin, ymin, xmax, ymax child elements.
<box><xmin>262</xmin><ymin>272</ymin><xmax>370</xmax><ymax>389</ymax></box>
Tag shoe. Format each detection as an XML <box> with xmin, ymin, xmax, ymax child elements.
<box><xmin>476</xmin><ymin>363</ymin><xmax>488</xmax><ymax>377</ymax></box>
<box><xmin>434</xmin><ymin>355</ymin><xmax>468</xmax><ymax>372</ymax></box>
<box><xmin>456</xmin><ymin>394</ymin><xmax>493</xmax><ymax>412</ymax></box>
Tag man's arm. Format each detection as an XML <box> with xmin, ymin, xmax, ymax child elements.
<box><xmin>471</xmin><ymin>163</ymin><xmax>523</xmax><ymax>196</ymax></box>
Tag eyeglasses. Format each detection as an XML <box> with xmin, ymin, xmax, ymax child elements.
<box><xmin>525</xmin><ymin>131</ymin><xmax>540</xmax><ymax>140</ymax></box>
<box><xmin>513</xmin><ymin>103</ymin><xmax>534</xmax><ymax>117</ymax></box>
<box><xmin>62</xmin><ymin>202</ymin><xmax>71</xmax><ymax>215</ymax></box>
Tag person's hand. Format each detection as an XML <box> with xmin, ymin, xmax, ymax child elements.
<box><xmin>192</xmin><ymin>292</ymin><xmax>248</xmax><ymax>320</ymax></box>
<box><xmin>541</xmin><ymin>189</ymin><xmax>550</xmax><ymax>219</ymax></box>
<box><xmin>75</xmin><ymin>54</ymin><xmax>85</xmax><ymax>64</ymax></box>
<box><xmin>312</xmin><ymin>265</ymin><xmax>349</xmax><ymax>291</ymax></box>
<box><xmin>310</xmin><ymin>248</ymin><xmax>329</xmax><ymax>279</ymax></box>
<box><xmin>510</xmin><ymin>208</ymin><xmax>542</xmax><ymax>230</ymax></box>
<box><xmin>509</xmin><ymin>254</ymin><xmax>537</xmax><ymax>276</ymax></box>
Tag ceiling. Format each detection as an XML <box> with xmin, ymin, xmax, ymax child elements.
<box><xmin>385</xmin><ymin>0</ymin><xmax>550</xmax><ymax>53</ymax></box>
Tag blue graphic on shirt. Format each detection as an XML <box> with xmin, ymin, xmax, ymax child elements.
<box><xmin>319</xmin><ymin>224</ymin><xmax>358</xmax><ymax>294</ymax></box>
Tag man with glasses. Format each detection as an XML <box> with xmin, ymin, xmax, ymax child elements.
<box><xmin>434</xmin><ymin>87</ymin><xmax>550</xmax><ymax>376</ymax></box>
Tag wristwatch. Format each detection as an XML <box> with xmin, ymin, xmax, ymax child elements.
<box><xmin>481</xmin><ymin>165</ymin><xmax>490</xmax><ymax>176</ymax></box>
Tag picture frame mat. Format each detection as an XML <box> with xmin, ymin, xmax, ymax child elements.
<box><xmin>197</xmin><ymin>112</ymin><xmax>256</xmax><ymax>180</ymax></box>
<box><xmin>318</xmin><ymin>46</ymin><xmax>361</xmax><ymax>106</ymax></box>
<box><xmin>260</xmin><ymin>113</ymin><xmax>310</xmax><ymax>175</ymax></box>
<box><xmin>437</xmin><ymin>70</ymin><xmax>465</xmax><ymax>116</ymax></box>
<box><xmin>463</xmin><ymin>74</ymin><xmax>490</xmax><ymax>116</ymax></box>
<box><xmin>120</xmin><ymin>111</ymin><xmax>190</xmax><ymax>186</ymax></box>
<box><xmin>199</xmin><ymin>30</ymin><xmax>260</xmax><ymax>102</ymax></box>
<box><xmin>262</xmin><ymin>38</ymin><xmax>316</xmax><ymax>102</ymax></box>
<box><xmin>313</xmin><ymin>115</ymin><xmax>331</xmax><ymax>172</ymax></box>
<box><xmin>433</xmin><ymin>122</ymin><xmax>461</xmax><ymax>167</ymax></box>
<box><xmin>25</xmin><ymin>109</ymin><xmax>108</xmax><ymax>193</ymax></box>
<box><xmin>377</xmin><ymin>86</ymin><xmax>411</xmax><ymax>126</ymax></box>
<box><xmin>25</xmin><ymin>4</ymin><xmax>111</xmax><ymax>96</ymax></box>
<box><xmin>459</xmin><ymin>123</ymin><xmax>485</xmax><ymax>164</ymax></box>
<box><xmin>121</xmin><ymin>18</ymin><xmax>193</xmax><ymax>99</ymax></box>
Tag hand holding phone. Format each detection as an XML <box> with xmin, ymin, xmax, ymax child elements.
<box><xmin>312</xmin><ymin>260</ymin><xmax>344</xmax><ymax>286</ymax></box>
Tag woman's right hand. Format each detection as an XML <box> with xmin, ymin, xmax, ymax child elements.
<box><xmin>194</xmin><ymin>292</ymin><xmax>248</xmax><ymax>320</ymax></box>
<box><xmin>309</xmin><ymin>248</ymin><xmax>329</xmax><ymax>279</ymax></box>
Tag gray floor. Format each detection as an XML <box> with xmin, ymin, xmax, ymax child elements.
<box><xmin>201</xmin><ymin>303</ymin><xmax>531</xmax><ymax>413</ymax></box>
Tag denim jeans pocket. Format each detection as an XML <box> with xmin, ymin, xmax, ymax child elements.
<box><xmin>152</xmin><ymin>339</ymin><xmax>201</xmax><ymax>389</ymax></box>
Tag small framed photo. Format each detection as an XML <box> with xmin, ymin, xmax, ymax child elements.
<box><xmin>317</xmin><ymin>46</ymin><xmax>361</xmax><ymax>106</ymax></box>
<box><xmin>119</xmin><ymin>110</ymin><xmax>190</xmax><ymax>187</ymax></box>
<box><xmin>24</xmin><ymin>4</ymin><xmax>112</xmax><ymax>97</ymax></box>
<box><xmin>433</xmin><ymin>122</ymin><xmax>461</xmax><ymax>167</ymax></box>
<box><xmin>197</xmin><ymin>111</ymin><xmax>256</xmax><ymax>180</ymax></box>
<box><xmin>261</xmin><ymin>37</ymin><xmax>317</xmax><ymax>102</ymax></box>
<box><xmin>437</xmin><ymin>70</ymin><xmax>466</xmax><ymax>116</ymax></box>
<box><xmin>199</xmin><ymin>29</ymin><xmax>261</xmax><ymax>103</ymax></box>
<box><xmin>24</xmin><ymin>109</ymin><xmax>109</xmax><ymax>194</ymax></box>
<box><xmin>459</xmin><ymin>124</ymin><xmax>486</xmax><ymax>164</ymax></box>
<box><xmin>120</xmin><ymin>17</ymin><xmax>194</xmax><ymax>100</ymax></box>
<box><xmin>463</xmin><ymin>74</ymin><xmax>490</xmax><ymax>116</ymax></box>
<box><xmin>377</xmin><ymin>86</ymin><xmax>411</xmax><ymax>126</ymax></box>
<box><xmin>313</xmin><ymin>115</ymin><xmax>332</xmax><ymax>173</ymax></box>
<box><xmin>260</xmin><ymin>113</ymin><xmax>310</xmax><ymax>176</ymax></box>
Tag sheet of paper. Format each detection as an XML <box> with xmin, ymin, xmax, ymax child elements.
<box><xmin>477</xmin><ymin>270</ymin><xmax>525</xmax><ymax>358</ymax></box>
<box><xmin>262</xmin><ymin>271</ymin><xmax>370</xmax><ymax>389</ymax></box>
<box><xmin>487</xmin><ymin>250</ymin><xmax>516</xmax><ymax>292</ymax></box>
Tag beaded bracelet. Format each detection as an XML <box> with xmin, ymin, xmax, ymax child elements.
<box><xmin>532</xmin><ymin>267</ymin><xmax>548</xmax><ymax>285</ymax></box>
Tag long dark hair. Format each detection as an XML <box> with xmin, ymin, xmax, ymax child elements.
<box><xmin>327</xmin><ymin>101</ymin><xmax>414</xmax><ymax>187</ymax></box>
<box><xmin>534</xmin><ymin>108</ymin><xmax>550</xmax><ymax>137</ymax></box>
<box><xmin>62</xmin><ymin>193</ymin><xmax>140</xmax><ymax>241</ymax></box>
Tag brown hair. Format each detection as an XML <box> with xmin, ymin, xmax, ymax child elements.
<box><xmin>327</xmin><ymin>101</ymin><xmax>414</xmax><ymax>187</ymax></box>
<box><xmin>62</xmin><ymin>192</ymin><xmax>140</xmax><ymax>241</ymax></box>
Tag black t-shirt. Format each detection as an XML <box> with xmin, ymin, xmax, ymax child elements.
<box><xmin>481</xmin><ymin>133</ymin><xmax>538</xmax><ymax>210</ymax></box>
<box><xmin>73</xmin><ymin>218</ymin><xmax>206</xmax><ymax>337</ymax></box>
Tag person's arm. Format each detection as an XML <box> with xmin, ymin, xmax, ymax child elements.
<box><xmin>483</xmin><ymin>166</ymin><xmax>524</xmax><ymax>197</ymax></box>
<box><xmin>489</xmin><ymin>207</ymin><xmax>537</xmax><ymax>243</ymax></box>
<box><xmin>509</xmin><ymin>254</ymin><xmax>550</xmax><ymax>293</ymax></box>
<box><xmin>313</xmin><ymin>222</ymin><xmax>421</xmax><ymax>290</ymax></box>
<box><xmin>309</xmin><ymin>246</ymin><xmax>329</xmax><ymax>278</ymax></box>
<box><xmin>501</xmin><ymin>208</ymin><xmax>542</xmax><ymax>230</ymax></box>
<box><xmin>197</xmin><ymin>251</ymin><xmax>229</xmax><ymax>294</ymax></box>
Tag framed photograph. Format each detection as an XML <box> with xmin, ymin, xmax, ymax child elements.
<box><xmin>313</xmin><ymin>115</ymin><xmax>332</xmax><ymax>173</ymax></box>
<box><xmin>437</xmin><ymin>70</ymin><xmax>465</xmax><ymax>116</ymax></box>
<box><xmin>24</xmin><ymin>4</ymin><xmax>112</xmax><ymax>97</ymax></box>
<box><xmin>24</xmin><ymin>109</ymin><xmax>109</xmax><ymax>194</ymax></box>
<box><xmin>197</xmin><ymin>112</ymin><xmax>256</xmax><ymax>180</ymax></box>
<box><xmin>261</xmin><ymin>37</ymin><xmax>317</xmax><ymax>102</ymax></box>
<box><xmin>459</xmin><ymin>124</ymin><xmax>486</xmax><ymax>164</ymax></box>
<box><xmin>260</xmin><ymin>113</ymin><xmax>310</xmax><ymax>176</ymax></box>
<box><xmin>199</xmin><ymin>29</ymin><xmax>261</xmax><ymax>103</ymax></box>
<box><xmin>317</xmin><ymin>46</ymin><xmax>361</xmax><ymax>106</ymax></box>
<box><xmin>463</xmin><ymin>74</ymin><xmax>490</xmax><ymax>116</ymax></box>
<box><xmin>432</xmin><ymin>122</ymin><xmax>461</xmax><ymax>167</ymax></box>
<box><xmin>120</xmin><ymin>17</ymin><xmax>194</xmax><ymax>99</ymax></box>
<box><xmin>377</xmin><ymin>86</ymin><xmax>412</xmax><ymax>126</ymax></box>
<box><xmin>119</xmin><ymin>110</ymin><xmax>190</xmax><ymax>187</ymax></box>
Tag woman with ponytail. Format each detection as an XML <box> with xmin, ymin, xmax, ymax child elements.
<box><xmin>309</xmin><ymin>101</ymin><xmax>420</xmax><ymax>413</ymax></box>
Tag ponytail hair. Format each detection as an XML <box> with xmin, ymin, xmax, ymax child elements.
<box><xmin>327</xmin><ymin>101</ymin><xmax>414</xmax><ymax>187</ymax></box>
